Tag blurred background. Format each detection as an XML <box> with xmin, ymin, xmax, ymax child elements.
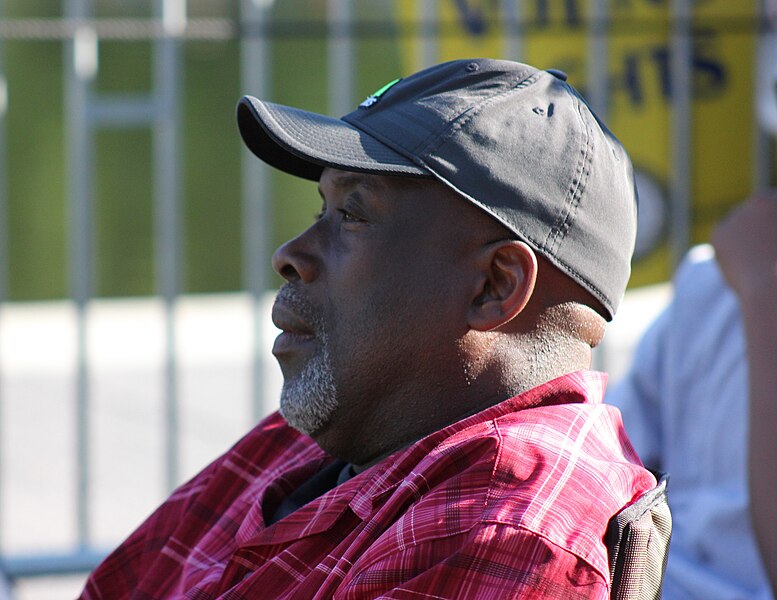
<box><xmin>0</xmin><ymin>0</ymin><xmax>774</xmax><ymax>597</ymax></box>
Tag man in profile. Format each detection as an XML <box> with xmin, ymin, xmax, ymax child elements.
<box><xmin>82</xmin><ymin>58</ymin><xmax>654</xmax><ymax>599</ymax></box>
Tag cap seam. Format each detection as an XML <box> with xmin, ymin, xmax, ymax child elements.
<box><xmin>344</xmin><ymin>70</ymin><xmax>542</xmax><ymax>164</ymax></box>
<box><xmin>542</xmin><ymin>92</ymin><xmax>592</xmax><ymax>254</ymax></box>
<box><xmin>534</xmin><ymin>96</ymin><xmax>614</xmax><ymax>315</ymax></box>
<box><xmin>418</xmin><ymin>71</ymin><xmax>544</xmax><ymax>158</ymax></box>
<box><xmin>251</xmin><ymin>99</ymin><xmax>427</xmax><ymax>178</ymax></box>
<box><xmin>409</xmin><ymin>67</ymin><xmax>541</xmax><ymax>155</ymax></box>
<box><xmin>542</xmin><ymin>253</ymin><xmax>613</xmax><ymax>316</ymax></box>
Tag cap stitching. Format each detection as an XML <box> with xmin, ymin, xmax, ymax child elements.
<box><xmin>548</xmin><ymin>256</ymin><xmax>612</xmax><ymax>316</ymax></box>
<box><xmin>543</xmin><ymin>97</ymin><xmax>589</xmax><ymax>255</ymax></box>
<box><xmin>418</xmin><ymin>71</ymin><xmax>544</xmax><ymax>157</ymax></box>
<box><xmin>546</xmin><ymin>100</ymin><xmax>612</xmax><ymax>312</ymax></box>
<box><xmin>535</xmin><ymin>94</ymin><xmax>614</xmax><ymax>314</ymax></box>
<box><xmin>345</xmin><ymin>68</ymin><xmax>541</xmax><ymax>161</ymax></box>
<box><xmin>254</xmin><ymin>99</ymin><xmax>426</xmax><ymax>177</ymax></box>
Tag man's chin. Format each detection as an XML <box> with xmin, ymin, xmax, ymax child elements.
<box><xmin>280</xmin><ymin>405</ymin><xmax>330</xmax><ymax>438</ymax></box>
<box><xmin>279</xmin><ymin>382</ymin><xmax>339</xmax><ymax>438</ymax></box>
<box><xmin>277</xmin><ymin>330</ymin><xmax>339</xmax><ymax>437</ymax></box>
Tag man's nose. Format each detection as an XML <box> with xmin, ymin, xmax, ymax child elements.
<box><xmin>271</xmin><ymin>228</ymin><xmax>319</xmax><ymax>283</ymax></box>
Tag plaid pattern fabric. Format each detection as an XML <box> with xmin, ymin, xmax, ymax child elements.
<box><xmin>81</xmin><ymin>371</ymin><xmax>654</xmax><ymax>599</ymax></box>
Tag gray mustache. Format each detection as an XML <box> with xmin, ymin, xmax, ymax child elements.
<box><xmin>274</xmin><ymin>284</ymin><xmax>324</xmax><ymax>332</ymax></box>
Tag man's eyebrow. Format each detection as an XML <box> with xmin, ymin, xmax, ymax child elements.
<box><xmin>319</xmin><ymin>173</ymin><xmax>381</xmax><ymax>197</ymax></box>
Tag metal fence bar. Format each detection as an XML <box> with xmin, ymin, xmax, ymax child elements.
<box><xmin>65</xmin><ymin>0</ymin><xmax>97</xmax><ymax>549</ymax></box>
<box><xmin>753</xmin><ymin>110</ymin><xmax>772</xmax><ymax>193</ymax></box>
<box><xmin>328</xmin><ymin>0</ymin><xmax>354</xmax><ymax>117</ymax></box>
<box><xmin>754</xmin><ymin>0</ymin><xmax>772</xmax><ymax>193</ymax></box>
<box><xmin>0</xmin><ymin>14</ymin><xmax>765</xmax><ymax>42</ymax></box>
<box><xmin>0</xmin><ymin>549</ymin><xmax>107</xmax><ymax>580</ymax></box>
<box><xmin>587</xmin><ymin>0</ymin><xmax>609</xmax><ymax>118</ymax></box>
<box><xmin>0</xmin><ymin>0</ymin><xmax>7</xmax><ymax>304</ymax></box>
<box><xmin>90</xmin><ymin>95</ymin><xmax>158</xmax><ymax>127</ymax></box>
<box><xmin>241</xmin><ymin>0</ymin><xmax>272</xmax><ymax>423</ymax></box>
<box><xmin>587</xmin><ymin>0</ymin><xmax>610</xmax><ymax>375</ymax></box>
<box><xmin>669</xmin><ymin>0</ymin><xmax>693</xmax><ymax>266</ymax></box>
<box><xmin>501</xmin><ymin>0</ymin><xmax>524</xmax><ymax>60</ymax></box>
<box><xmin>154</xmin><ymin>0</ymin><xmax>185</xmax><ymax>493</ymax></box>
<box><xmin>0</xmin><ymin>18</ymin><xmax>234</xmax><ymax>41</ymax></box>
<box><xmin>419</xmin><ymin>0</ymin><xmax>438</xmax><ymax>69</ymax></box>
<box><xmin>0</xmin><ymin>0</ymin><xmax>5</xmax><ymax>561</ymax></box>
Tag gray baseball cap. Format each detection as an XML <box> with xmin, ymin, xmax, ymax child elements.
<box><xmin>237</xmin><ymin>58</ymin><xmax>637</xmax><ymax>320</ymax></box>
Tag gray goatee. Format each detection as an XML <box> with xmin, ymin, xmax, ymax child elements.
<box><xmin>275</xmin><ymin>286</ymin><xmax>339</xmax><ymax>436</ymax></box>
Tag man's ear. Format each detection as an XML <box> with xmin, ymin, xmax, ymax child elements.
<box><xmin>468</xmin><ymin>240</ymin><xmax>538</xmax><ymax>331</ymax></box>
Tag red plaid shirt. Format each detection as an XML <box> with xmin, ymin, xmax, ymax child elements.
<box><xmin>81</xmin><ymin>371</ymin><xmax>653</xmax><ymax>599</ymax></box>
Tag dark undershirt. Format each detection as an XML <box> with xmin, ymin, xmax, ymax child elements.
<box><xmin>266</xmin><ymin>460</ymin><xmax>357</xmax><ymax>525</ymax></box>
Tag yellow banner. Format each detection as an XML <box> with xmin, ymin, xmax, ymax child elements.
<box><xmin>397</xmin><ymin>0</ymin><xmax>758</xmax><ymax>286</ymax></box>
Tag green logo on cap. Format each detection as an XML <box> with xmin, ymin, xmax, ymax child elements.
<box><xmin>359</xmin><ymin>78</ymin><xmax>401</xmax><ymax>108</ymax></box>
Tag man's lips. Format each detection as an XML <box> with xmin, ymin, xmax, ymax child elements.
<box><xmin>271</xmin><ymin>302</ymin><xmax>316</xmax><ymax>355</ymax></box>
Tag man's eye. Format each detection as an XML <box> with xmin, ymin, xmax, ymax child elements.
<box><xmin>338</xmin><ymin>209</ymin><xmax>363</xmax><ymax>223</ymax></box>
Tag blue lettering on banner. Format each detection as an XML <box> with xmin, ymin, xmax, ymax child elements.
<box><xmin>534</xmin><ymin>0</ymin><xmax>582</xmax><ymax>26</ymax></box>
<box><xmin>452</xmin><ymin>0</ymin><xmax>492</xmax><ymax>35</ymax></box>
<box><xmin>611</xmin><ymin>36</ymin><xmax>726</xmax><ymax>106</ymax></box>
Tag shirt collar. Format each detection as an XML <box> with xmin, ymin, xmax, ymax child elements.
<box><xmin>241</xmin><ymin>370</ymin><xmax>606</xmax><ymax>545</ymax></box>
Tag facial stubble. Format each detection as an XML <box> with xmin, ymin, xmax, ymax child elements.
<box><xmin>276</xmin><ymin>287</ymin><xmax>340</xmax><ymax>436</ymax></box>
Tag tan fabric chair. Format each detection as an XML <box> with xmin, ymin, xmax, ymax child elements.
<box><xmin>606</xmin><ymin>472</ymin><xmax>672</xmax><ymax>600</ymax></box>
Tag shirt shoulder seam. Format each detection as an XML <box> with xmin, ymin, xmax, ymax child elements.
<box><xmin>349</xmin><ymin>520</ymin><xmax>607</xmax><ymax>587</ymax></box>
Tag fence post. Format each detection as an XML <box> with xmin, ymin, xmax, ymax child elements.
<box><xmin>670</xmin><ymin>0</ymin><xmax>693</xmax><ymax>266</ymax></box>
<box><xmin>154</xmin><ymin>0</ymin><xmax>185</xmax><ymax>494</ymax></box>
<box><xmin>241</xmin><ymin>0</ymin><xmax>273</xmax><ymax>423</ymax></box>
<box><xmin>587</xmin><ymin>0</ymin><xmax>609</xmax><ymax>118</ymax></box>
<box><xmin>64</xmin><ymin>0</ymin><xmax>97</xmax><ymax>550</ymax></box>
<box><xmin>501</xmin><ymin>0</ymin><xmax>524</xmax><ymax>60</ymax></box>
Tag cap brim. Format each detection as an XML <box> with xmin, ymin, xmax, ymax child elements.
<box><xmin>237</xmin><ymin>96</ymin><xmax>428</xmax><ymax>181</ymax></box>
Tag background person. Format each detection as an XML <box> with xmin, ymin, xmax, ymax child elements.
<box><xmin>607</xmin><ymin>192</ymin><xmax>777</xmax><ymax>599</ymax></box>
